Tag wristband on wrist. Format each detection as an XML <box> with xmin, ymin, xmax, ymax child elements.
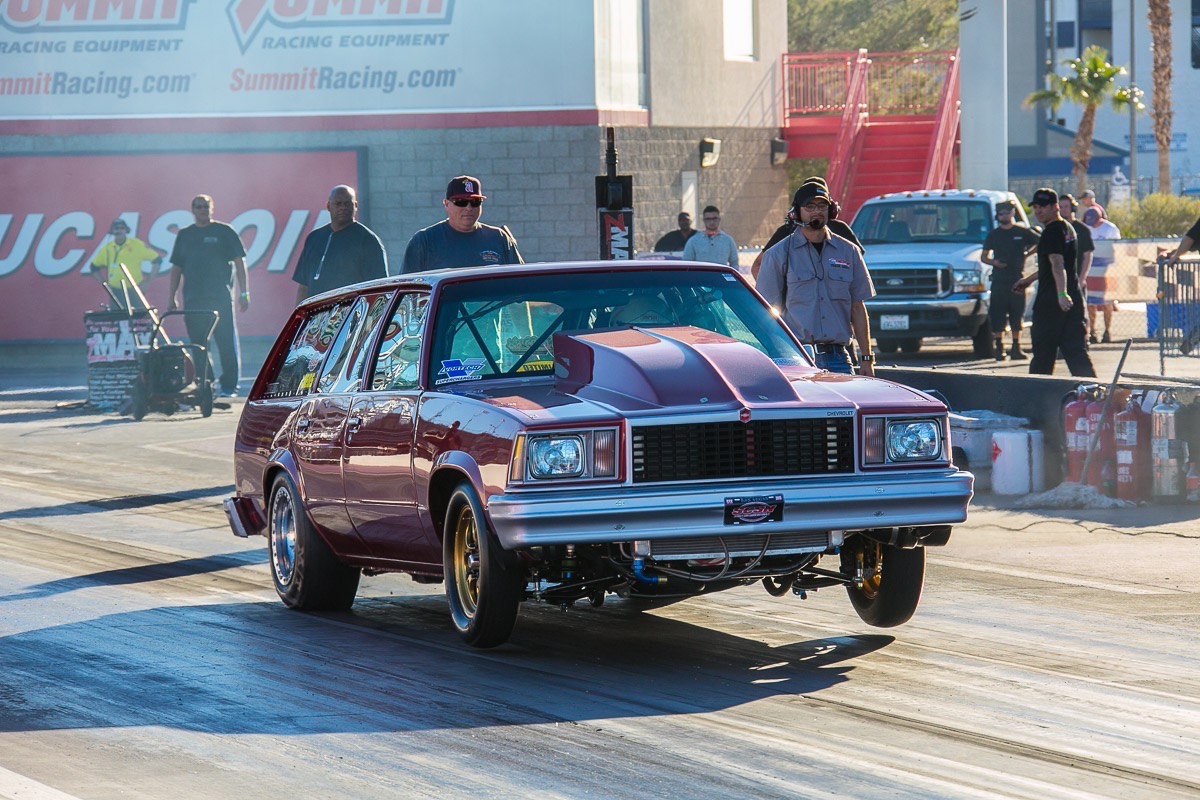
<box><xmin>239</xmin><ymin>291</ymin><xmax>250</xmax><ymax>300</ymax></box>
<box><xmin>1057</xmin><ymin>291</ymin><xmax>1069</xmax><ymax>297</ymax></box>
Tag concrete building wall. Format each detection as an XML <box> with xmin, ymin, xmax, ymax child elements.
<box><xmin>645</xmin><ymin>0</ymin><xmax>787</xmax><ymax>129</ymax></box>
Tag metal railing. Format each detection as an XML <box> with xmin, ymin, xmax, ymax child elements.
<box><xmin>922</xmin><ymin>52</ymin><xmax>960</xmax><ymax>190</ymax></box>
<box><xmin>826</xmin><ymin>50</ymin><xmax>870</xmax><ymax>201</ymax></box>
<box><xmin>1157</xmin><ymin>255</ymin><xmax>1200</xmax><ymax>374</ymax></box>
<box><xmin>783</xmin><ymin>49</ymin><xmax>957</xmax><ymax>118</ymax></box>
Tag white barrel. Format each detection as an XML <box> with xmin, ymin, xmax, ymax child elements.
<box><xmin>991</xmin><ymin>430</ymin><xmax>1033</xmax><ymax>495</ymax></box>
<box><xmin>1029</xmin><ymin>430</ymin><xmax>1045</xmax><ymax>492</ymax></box>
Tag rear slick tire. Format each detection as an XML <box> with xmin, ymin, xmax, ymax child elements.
<box><xmin>443</xmin><ymin>482</ymin><xmax>523</xmax><ymax>648</ymax></box>
<box><xmin>267</xmin><ymin>473</ymin><xmax>360</xmax><ymax>611</ymax></box>
<box><xmin>841</xmin><ymin>539</ymin><xmax>925</xmax><ymax>628</ymax></box>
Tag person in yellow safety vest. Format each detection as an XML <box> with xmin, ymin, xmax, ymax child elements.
<box><xmin>91</xmin><ymin>217</ymin><xmax>163</xmax><ymax>288</ymax></box>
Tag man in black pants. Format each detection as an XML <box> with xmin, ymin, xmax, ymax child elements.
<box><xmin>1012</xmin><ymin>188</ymin><xmax>1096</xmax><ymax>377</ymax></box>
<box><xmin>980</xmin><ymin>201</ymin><xmax>1039</xmax><ymax>360</ymax></box>
<box><xmin>168</xmin><ymin>194</ymin><xmax>249</xmax><ymax>396</ymax></box>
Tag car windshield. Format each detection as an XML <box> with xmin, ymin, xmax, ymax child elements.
<box><xmin>428</xmin><ymin>268</ymin><xmax>808</xmax><ymax>386</ymax></box>
<box><xmin>854</xmin><ymin>200</ymin><xmax>994</xmax><ymax>245</ymax></box>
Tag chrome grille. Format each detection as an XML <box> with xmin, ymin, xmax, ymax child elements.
<box><xmin>871</xmin><ymin>267</ymin><xmax>949</xmax><ymax>298</ymax></box>
<box><xmin>631</xmin><ymin>418</ymin><xmax>854</xmax><ymax>483</ymax></box>
<box><xmin>649</xmin><ymin>531</ymin><xmax>830</xmax><ymax>560</ymax></box>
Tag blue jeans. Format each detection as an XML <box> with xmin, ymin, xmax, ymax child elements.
<box><xmin>804</xmin><ymin>345</ymin><xmax>854</xmax><ymax>375</ymax></box>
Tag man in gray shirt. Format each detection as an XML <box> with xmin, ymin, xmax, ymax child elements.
<box><xmin>755</xmin><ymin>182</ymin><xmax>876</xmax><ymax>376</ymax></box>
<box><xmin>401</xmin><ymin>176</ymin><xmax>523</xmax><ymax>273</ymax></box>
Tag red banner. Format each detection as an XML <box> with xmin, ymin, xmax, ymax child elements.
<box><xmin>0</xmin><ymin>149</ymin><xmax>361</xmax><ymax>341</ymax></box>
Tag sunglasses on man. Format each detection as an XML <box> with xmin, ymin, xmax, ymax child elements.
<box><xmin>450</xmin><ymin>198</ymin><xmax>482</xmax><ymax>208</ymax></box>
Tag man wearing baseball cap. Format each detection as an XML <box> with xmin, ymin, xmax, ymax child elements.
<box><xmin>980</xmin><ymin>200</ymin><xmax>1039</xmax><ymax>361</ymax></box>
<box><xmin>755</xmin><ymin>180</ymin><xmax>877</xmax><ymax>376</ymax></box>
<box><xmin>90</xmin><ymin>217</ymin><xmax>163</xmax><ymax>289</ymax></box>
<box><xmin>401</xmin><ymin>175</ymin><xmax>522</xmax><ymax>273</ymax></box>
<box><xmin>1012</xmin><ymin>188</ymin><xmax>1096</xmax><ymax>377</ymax></box>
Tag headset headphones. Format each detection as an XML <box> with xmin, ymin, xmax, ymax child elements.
<box><xmin>789</xmin><ymin>198</ymin><xmax>841</xmax><ymax>221</ymax></box>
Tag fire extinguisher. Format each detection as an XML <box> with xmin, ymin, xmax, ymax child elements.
<box><xmin>1114</xmin><ymin>393</ymin><xmax>1151</xmax><ymax>502</ymax></box>
<box><xmin>1085</xmin><ymin>388</ymin><xmax>1115</xmax><ymax>491</ymax></box>
<box><xmin>1062</xmin><ymin>386</ymin><xmax>1092</xmax><ymax>483</ymax></box>
<box><xmin>1152</xmin><ymin>389</ymin><xmax>1188</xmax><ymax>499</ymax></box>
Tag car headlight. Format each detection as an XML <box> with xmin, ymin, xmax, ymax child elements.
<box><xmin>528</xmin><ymin>435</ymin><xmax>584</xmax><ymax>478</ymax></box>
<box><xmin>886</xmin><ymin>420</ymin><xmax>942</xmax><ymax>461</ymax></box>
<box><xmin>952</xmin><ymin>268</ymin><xmax>984</xmax><ymax>293</ymax></box>
<box><xmin>863</xmin><ymin>417</ymin><xmax>944</xmax><ymax>465</ymax></box>
<box><xmin>511</xmin><ymin>428</ymin><xmax>619</xmax><ymax>483</ymax></box>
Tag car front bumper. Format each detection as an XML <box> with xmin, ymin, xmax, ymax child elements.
<box><xmin>486</xmin><ymin>469</ymin><xmax>974</xmax><ymax>550</ymax></box>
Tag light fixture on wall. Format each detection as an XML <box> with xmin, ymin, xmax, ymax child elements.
<box><xmin>699</xmin><ymin>138</ymin><xmax>721</xmax><ymax>168</ymax></box>
<box><xmin>770</xmin><ymin>137</ymin><xmax>788</xmax><ymax>167</ymax></box>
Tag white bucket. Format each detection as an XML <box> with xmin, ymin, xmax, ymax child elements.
<box><xmin>992</xmin><ymin>430</ymin><xmax>1043</xmax><ymax>495</ymax></box>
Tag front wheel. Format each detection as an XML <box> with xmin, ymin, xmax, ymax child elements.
<box><xmin>267</xmin><ymin>473</ymin><xmax>360</xmax><ymax>611</ymax></box>
<box><xmin>197</xmin><ymin>380</ymin><xmax>214</xmax><ymax>417</ymax></box>
<box><xmin>841</xmin><ymin>539</ymin><xmax>925</xmax><ymax>627</ymax></box>
<box><xmin>443</xmin><ymin>482</ymin><xmax>523</xmax><ymax>648</ymax></box>
<box><xmin>130</xmin><ymin>377</ymin><xmax>148</xmax><ymax>420</ymax></box>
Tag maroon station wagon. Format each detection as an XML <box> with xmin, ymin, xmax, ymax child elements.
<box><xmin>225</xmin><ymin>261</ymin><xmax>973</xmax><ymax>647</ymax></box>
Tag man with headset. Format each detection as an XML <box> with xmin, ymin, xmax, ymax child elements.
<box><xmin>750</xmin><ymin>176</ymin><xmax>862</xmax><ymax>280</ymax></box>
<box><xmin>755</xmin><ymin>181</ymin><xmax>876</xmax><ymax>376</ymax></box>
<box><xmin>981</xmin><ymin>200</ymin><xmax>1039</xmax><ymax>361</ymax></box>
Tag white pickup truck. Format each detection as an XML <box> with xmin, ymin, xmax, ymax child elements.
<box><xmin>851</xmin><ymin>189</ymin><xmax>1030</xmax><ymax>358</ymax></box>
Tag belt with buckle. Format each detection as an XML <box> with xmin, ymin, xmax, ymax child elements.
<box><xmin>808</xmin><ymin>342</ymin><xmax>848</xmax><ymax>354</ymax></box>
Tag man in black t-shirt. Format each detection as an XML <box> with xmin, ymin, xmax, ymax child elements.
<box><xmin>653</xmin><ymin>212</ymin><xmax>698</xmax><ymax>252</ymax></box>
<box><xmin>293</xmin><ymin>185</ymin><xmax>388</xmax><ymax>302</ymax></box>
<box><xmin>981</xmin><ymin>201</ymin><xmax>1039</xmax><ymax>360</ymax></box>
<box><xmin>1058</xmin><ymin>194</ymin><xmax>1097</xmax><ymax>342</ymax></box>
<box><xmin>1012</xmin><ymin>188</ymin><xmax>1096</xmax><ymax>377</ymax></box>
<box><xmin>168</xmin><ymin>194</ymin><xmax>248</xmax><ymax>396</ymax></box>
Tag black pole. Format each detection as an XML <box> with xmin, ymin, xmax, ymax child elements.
<box><xmin>595</xmin><ymin>126</ymin><xmax>634</xmax><ymax>259</ymax></box>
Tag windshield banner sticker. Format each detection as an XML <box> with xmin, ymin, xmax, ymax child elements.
<box><xmin>436</xmin><ymin>358</ymin><xmax>487</xmax><ymax>385</ymax></box>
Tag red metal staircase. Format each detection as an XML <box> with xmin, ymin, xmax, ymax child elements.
<box><xmin>782</xmin><ymin>49</ymin><xmax>960</xmax><ymax>218</ymax></box>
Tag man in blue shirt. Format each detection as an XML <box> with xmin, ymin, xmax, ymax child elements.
<box><xmin>401</xmin><ymin>176</ymin><xmax>522</xmax><ymax>273</ymax></box>
<box><xmin>682</xmin><ymin>205</ymin><xmax>738</xmax><ymax>268</ymax></box>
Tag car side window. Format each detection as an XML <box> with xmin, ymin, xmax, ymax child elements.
<box><xmin>317</xmin><ymin>292</ymin><xmax>394</xmax><ymax>394</ymax></box>
<box><xmin>371</xmin><ymin>293</ymin><xmax>428</xmax><ymax>391</ymax></box>
<box><xmin>262</xmin><ymin>301</ymin><xmax>352</xmax><ymax>399</ymax></box>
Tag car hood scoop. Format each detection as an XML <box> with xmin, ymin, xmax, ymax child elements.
<box><xmin>553</xmin><ymin>326</ymin><xmax>806</xmax><ymax>411</ymax></box>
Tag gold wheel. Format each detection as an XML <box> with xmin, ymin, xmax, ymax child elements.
<box><xmin>451</xmin><ymin>504</ymin><xmax>482</xmax><ymax>622</ymax></box>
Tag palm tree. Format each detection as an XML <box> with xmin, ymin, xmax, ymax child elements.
<box><xmin>1024</xmin><ymin>45</ymin><xmax>1145</xmax><ymax>196</ymax></box>
<box><xmin>1147</xmin><ymin>0</ymin><xmax>1173</xmax><ymax>193</ymax></box>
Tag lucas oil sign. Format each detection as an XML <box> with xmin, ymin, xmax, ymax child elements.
<box><xmin>0</xmin><ymin>148</ymin><xmax>361</xmax><ymax>342</ymax></box>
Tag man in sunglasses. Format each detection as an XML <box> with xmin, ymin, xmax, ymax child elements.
<box><xmin>401</xmin><ymin>175</ymin><xmax>523</xmax><ymax>273</ymax></box>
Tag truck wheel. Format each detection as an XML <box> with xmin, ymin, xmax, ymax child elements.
<box><xmin>877</xmin><ymin>339</ymin><xmax>899</xmax><ymax>354</ymax></box>
<box><xmin>267</xmin><ymin>473</ymin><xmax>360</xmax><ymax>611</ymax></box>
<box><xmin>841</xmin><ymin>539</ymin><xmax>924</xmax><ymax>627</ymax></box>
<box><xmin>972</xmin><ymin>322</ymin><xmax>994</xmax><ymax>358</ymax></box>
<box><xmin>444</xmin><ymin>482</ymin><xmax>523</xmax><ymax>648</ymax></box>
<box><xmin>900</xmin><ymin>337</ymin><xmax>922</xmax><ymax>353</ymax></box>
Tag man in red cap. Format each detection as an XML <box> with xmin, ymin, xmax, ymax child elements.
<box><xmin>401</xmin><ymin>175</ymin><xmax>522</xmax><ymax>273</ymax></box>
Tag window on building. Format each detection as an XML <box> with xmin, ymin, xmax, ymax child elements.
<box><xmin>1193</xmin><ymin>0</ymin><xmax>1200</xmax><ymax>68</ymax></box>
<box><xmin>723</xmin><ymin>0</ymin><xmax>756</xmax><ymax>62</ymax></box>
<box><xmin>1078</xmin><ymin>0</ymin><xmax>1112</xmax><ymax>55</ymax></box>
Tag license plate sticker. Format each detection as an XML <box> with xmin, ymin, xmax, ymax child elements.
<box><xmin>724</xmin><ymin>495</ymin><xmax>784</xmax><ymax>525</ymax></box>
<box><xmin>880</xmin><ymin>314</ymin><xmax>909</xmax><ymax>331</ymax></box>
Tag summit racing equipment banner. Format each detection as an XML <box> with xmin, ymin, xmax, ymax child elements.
<box><xmin>0</xmin><ymin>1</ymin><xmax>617</xmax><ymax>123</ymax></box>
<box><xmin>0</xmin><ymin>148</ymin><xmax>361</xmax><ymax>341</ymax></box>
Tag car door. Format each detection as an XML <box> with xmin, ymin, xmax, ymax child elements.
<box><xmin>291</xmin><ymin>295</ymin><xmax>388</xmax><ymax>555</ymax></box>
<box><xmin>342</xmin><ymin>292</ymin><xmax>438</xmax><ymax>565</ymax></box>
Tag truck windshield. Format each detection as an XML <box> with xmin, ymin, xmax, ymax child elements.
<box><xmin>853</xmin><ymin>200</ymin><xmax>994</xmax><ymax>245</ymax></box>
